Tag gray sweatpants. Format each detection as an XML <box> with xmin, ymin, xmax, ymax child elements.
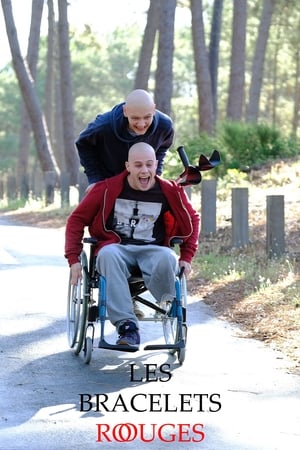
<box><xmin>96</xmin><ymin>244</ymin><xmax>178</xmax><ymax>330</ymax></box>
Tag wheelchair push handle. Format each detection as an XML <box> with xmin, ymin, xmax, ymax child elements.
<box><xmin>177</xmin><ymin>146</ymin><xmax>190</xmax><ymax>168</ymax></box>
<box><xmin>176</xmin><ymin>145</ymin><xmax>221</xmax><ymax>187</ymax></box>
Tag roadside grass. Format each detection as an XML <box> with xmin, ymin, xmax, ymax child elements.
<box><xmin>190</xmin><ymin>235</ymin><xmax>300</xmax><ymax>373</ymax></box>
<box><xmin>0</xmin><ymin>196</ymin><xmax>74</xmax><ymax>227</ymax></box>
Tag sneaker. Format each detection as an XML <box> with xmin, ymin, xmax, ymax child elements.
<box><xmin>116</xmin><ymin>320</ymin><xmax>140</xmax><ymax>346</ymax></box>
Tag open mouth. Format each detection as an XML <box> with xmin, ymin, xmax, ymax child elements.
<box><xmin>139</xmin><ymin>177</ymin><xmax>150</xmax><ymax>188</ymax></box>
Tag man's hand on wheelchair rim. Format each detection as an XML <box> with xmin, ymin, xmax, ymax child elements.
<box><xmin>70</xmin><ymin>262</ymin><xmax>82</xmax><ymax>285</ymax></box>
<box><xmin>179</xmin><ymin>260</ymin><xmax>192</xmax><ymax>277</ymax></box>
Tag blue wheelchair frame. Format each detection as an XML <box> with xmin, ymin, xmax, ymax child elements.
<box><xmin>67</xmin><ymin>237</ymin><xmax>187</xmax><ymax>365</ymax></box>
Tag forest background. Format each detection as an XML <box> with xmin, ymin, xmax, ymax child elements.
<box><xmin>1</xmin><ymin>0</ymin><xmax>300</xmax><ymax>191</ymax></box>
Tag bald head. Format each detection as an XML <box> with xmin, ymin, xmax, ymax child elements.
<box><xmin>126</xmin><ymin>143</ymin><xmax>158</xmax><ymax>191</ymax></box>
<box><xmin>125</xmin><ymin>89</ymin><xmax>155</xmax><ymax>110</ymax></box>
<box><xmin>127</xmin><ymin>142</ymin><xmax>156</xmax><ymax>162</ymax></box>
<box><xmin>123</xmin><ymin>90</ymin><xmax>156</xmax><ymax>135</ymax></box>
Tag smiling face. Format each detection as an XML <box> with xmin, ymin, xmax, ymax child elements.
<box><xmin>124</xmin><ymin>108</ymin><xmax>155</xmax><ymax>135</ymax></box>
<box><xmin>125</xmin><ymin>143</ymin><xmax>158</xmax><ymax>191</ymax></box>
<box><xmin>123</xmin><ymin>90</ymin><xmax>156</xmax><ymax>135</ymax></box>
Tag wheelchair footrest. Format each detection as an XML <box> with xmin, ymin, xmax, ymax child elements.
<box><xmin>98</xmin><ymin>339</ymin><xmax>139</xmax><ymax>353</ymax></box>
<box><xmin>144</xmin><ymin>339</ymin><xmax>185</xmax><ymax>351</ymax></box>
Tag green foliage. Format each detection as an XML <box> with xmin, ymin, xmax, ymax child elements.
<box><xmin>164</xmin><ymin>132</ymin><xmax>224</xmax><ymax>181</ymax></box>
<box><xmin>0</xmin><ymin>66</ymin><xmax>21</xmax><ymax>133</ymax></box>
<box><xmin>1</xmin><ymin>7</ymin><xmax>300</xmax><ymax>177</ymax></box>
<box><xmin>182</xmin><ymin>133</ymin><xmax>222</xmax><ymax>165</ymax></box>
<box><xmin>106</xmin><ymin>26</ymin><xmax>140</xmax><ymax>96</ymax></box>
<box><xmin>221</xmin><ymin>122</ymin><xmax>300</xmax><ymax>169</ymax></box>
<box><xmin>172</xmin><ymin>27</ymin><xmax>195</xmax><ymax>98</ymax></box>
<box><xmin>71</xmin><ymin>25</ymin><xmax>141</xmax><ymax>134</ymax></box>
<box><xmin>0</xmin><ymin>197</ymin><xmax>27</xmax><ymax>211</ymax></box>
<box><xmin>217</xmin><ymin>169</ymin><xmax>249</xmax><ymax>201</ymax></box>
<box><xmin>175</xmin><ymin>122</ymin><xmax>300</xmax><ymax>181</ymax></box>
<box><xmin>0</xmin><ymin>133</ymin><xmax>18</xmax><ymax>171</ymax></box>
<box><xmin>192</xmin><ymin>245</ymin><xmax>298</xmax><ymax>301</ymax></box>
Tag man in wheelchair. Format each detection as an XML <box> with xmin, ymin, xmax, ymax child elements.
<box><xmin>65</xmin><ymin>142</ymin><xmax>200</xmax><ymax>347</ymax></box>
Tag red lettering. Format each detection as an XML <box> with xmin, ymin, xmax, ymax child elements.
<box><xmin>96</xmin><ymin>423</ymin><xmax>111</xmax><ymax>442</ymax></box>
<box><xmin>157</xmin><ymin>423</ymin><xmax>176</xmax><ymax>442</ymax></box>
<box><xmin>112</xmin><ymin>423</ymin><xmax>137</xmax><ymax>442</ymax></box>
<box><xmin>95</xmin><ymin>422</ymin><xmax>206</xmax><ymax>443</ymax></box>
<box><xmin>192</xmin><ymin>423</ymin><xmax>205</xmax><ymax>442</ymax></box>
<box><xmin>139</xmin><ymin>423</ymin><xmax>156</xmax><ymax>443</ymax></box>
<box><xmin>178</xmin><ymin>423</ymin><xmax>192</xmax><ymax>442</ymax></box>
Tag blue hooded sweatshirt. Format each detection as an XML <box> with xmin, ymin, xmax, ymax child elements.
<box><xmin>75</xmin><ymin>102</ymin><xmax>174</xmax><ymax>184</ymax></box>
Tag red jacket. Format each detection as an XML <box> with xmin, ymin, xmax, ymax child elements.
<box><xmin>65</xmin><ymin>171</ymin><xmax>200</xmax><ymax>266</ymax></box>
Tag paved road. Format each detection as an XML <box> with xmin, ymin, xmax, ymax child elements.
<box><xmin>0</xmin><ymin>217</ymin><xmax>299</xmax><ymax>450</ymax></box>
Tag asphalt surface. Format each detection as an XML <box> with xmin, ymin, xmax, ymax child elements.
<box><xmin>0</xmin><ymin>217</ymin><xmax>300</xmax><ymax>450</ymax></box>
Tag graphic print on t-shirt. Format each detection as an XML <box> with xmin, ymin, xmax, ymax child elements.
<box><xmin>113</xmin><ymin>198</ymin><xmax>162</xmax><ymax>242</ymax></box>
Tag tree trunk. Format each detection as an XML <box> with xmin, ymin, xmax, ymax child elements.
<box><xmin>270</xmin><ymin>26</ymin><xmax>280</xmax><ymax>128</ymax></box>
<box><xmin>17</xmin><ymin>0</ymin><xmax>44</xmax><ymax>198</ymax></box>
<box><xmin>45</xmin><ymin>5</ymin><xmax>65</xmax><ymax>175</ymax></box>
<box><xmin>134</xmin><ymin>0</ymin><xmax>159</xmax><ymax>91</ymax></box>
<box><xmin>226</xmin><ymin>0</ymin><xmax>247</xmax><ymax>121</ymax></box>
<box><xmin>58</xmin><ymin>0</ymin><xmax>79</xmax><ymax>185</ymax></box>
<box><xmin>246</xmin><ymin>0</ymin><xmax>275</xmax><ymax>122</ymax></box>
<box><xmin>209</xmin><ymin>0</ymin><xmax>223</xmax><ymax>126</ymax></box>
<box><xmin>190</xmin><ymin>0</ymin><xmax>214</xmax><ymax>134</ymax></box>
<box><xmin>154</xmin><ymin>0</ymin><xmax>176</xmax><ymax>115</ymax></box>
<box><xmin>292</xmin><ymin>16</ymin><xmax>300</xmax><ymax>137</ymax></box>
<box><xmin>1</xmin><ymin>0</ymin><xmax>60</xmax><ymax>178</ymax></box>
<box><xmin>45</xmin><ymin>0</ymin><xmax>55</xmax><ymax>142</ymax></box>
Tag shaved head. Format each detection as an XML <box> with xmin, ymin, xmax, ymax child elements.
<box><xmin>127</xmin><ymin>142</ymin><xmax>156</xmax><ymax>162</ymax></box>
<box><xmin>125</xmin><ymin>89</ymin><xmax>155</xmax><ymax>110</ymax></box>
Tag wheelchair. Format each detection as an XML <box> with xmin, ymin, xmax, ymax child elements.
<box><xmin>66</xmin><ymin>237</ymin><xmax>188</xmax><ymax>365</ymax></box>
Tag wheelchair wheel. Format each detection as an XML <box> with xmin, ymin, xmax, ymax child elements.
<box><xmin>83</xmin><ymin>336</ymin><xmax>93</xmax><ymax>364</ymax></box>
<box><xmin>66</xmin><ymin>251</ymin><xmax>89</xmax><ymax>354</ymax></box>
<box><xmin>67</xmin><ymin>277</ymin><xmax>80</xmax><ymax>348</ymax></box>
<box><xmin>162</xmin><ymin>273</ymin><xmax>187</xmax><ymax>364</ymax></box>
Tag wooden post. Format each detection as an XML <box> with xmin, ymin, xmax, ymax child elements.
<box><xmin>201</xmin><ymin>179</ymin><xmax>217</xmax><ymax>234</ymax></box>
<box><xmin>266</xmin><ymin>195</ymin><xmax>285</xmax><ymax>258</ymax></box>
<box><xmin>232</xmin><ymin>187</ymin><xmax>249</xmax><ymax>247</ymax></box>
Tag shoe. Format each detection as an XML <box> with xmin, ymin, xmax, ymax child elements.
<box><xmin>116</xmin><ymin>320</ymin><xmax>140</xmax><ymax>346</ymax></box>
